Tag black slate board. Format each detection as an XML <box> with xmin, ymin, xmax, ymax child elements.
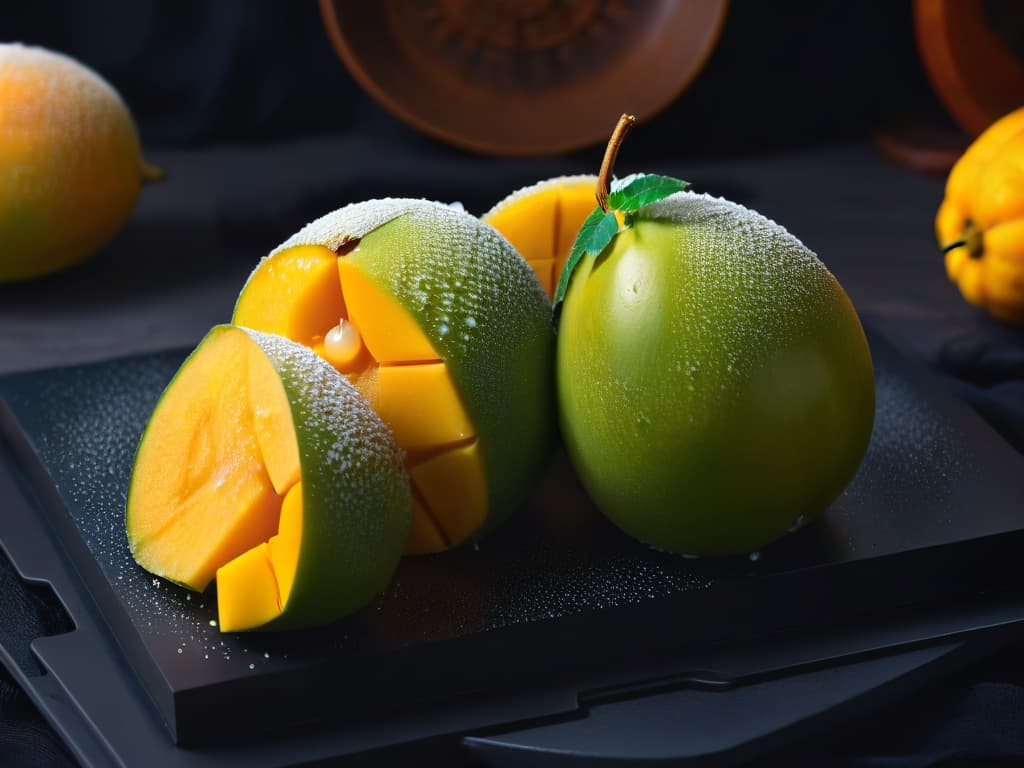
<box><xmin>1</xmin><ymin>328</ymin><xmax>1023</xmax><ymax>763</ymax></box>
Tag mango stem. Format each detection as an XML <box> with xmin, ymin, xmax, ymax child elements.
<box><xmin>597</xmin><ymin>114</ymin><xmax>636</xmax><ymax>213</ymax></box>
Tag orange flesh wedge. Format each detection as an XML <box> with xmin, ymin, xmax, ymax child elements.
<box><xmin>233</xmin><ymin>245</ymin><xmax>487</xmax><ymax>553</ymax></box>
<box><xmin>483</xmin><ymin>176</ymin><xmax>599</xmax><ymax>299</ymax></box>
<box><xmin>128</xmin><ymin>329</ymin><xmax>304</xmax><ymax>634</ymax></box>
<box><xmin>216</xmin><ymin>481</ymin><xmax>304</xmax><ymax>631</ymax></box>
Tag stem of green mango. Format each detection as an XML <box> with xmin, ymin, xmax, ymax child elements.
<box><xmin>597</xmin><ymin>113</ymin><xmax>636</xmax><ymax>213</ymax></box>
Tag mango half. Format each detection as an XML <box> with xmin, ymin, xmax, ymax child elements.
<box><xmin>233</xmin><ymin>199</ymin><xmax>554</xmax><ymax>553</ymax></box>
<box><xmin>127</xmin><ymin>325</ymin><xmax>409</xmax><ymax>632</ymax></box>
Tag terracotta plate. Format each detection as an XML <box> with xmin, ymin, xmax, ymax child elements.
<box><xmin>320</xmin><ymin>0</ymin><xmax>729</xmax><ymax>155</ymax></box>
<box><xmin>914</xmin><ymin>0</ymin><xmax>1024</xmax><ymax>136</ymax></box>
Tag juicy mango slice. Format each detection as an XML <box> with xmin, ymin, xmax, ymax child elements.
<box><xmin>127</xmin><ymin>328</ymin><xmax>283</xmax><ymax>591</ymax></box>
<box><xmin>217</xmin><ymin>482</ymin><xmax>305</xmax><ymax>631</ymax></box>
<box><xmin>483</xmin><ymin>175</ymin><xmax>599</xmax><ymax>299</ymax></box>
<box><xmin>234</xmin><ymin>244</ymin><xmax>488</xmax><ymax>553</ymax></box>
<box><xmin>127</xmin><ymin>326</ymin><xmax>409</xmax><ymax>632</ymax></box>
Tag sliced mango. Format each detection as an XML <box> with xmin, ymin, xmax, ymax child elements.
<box><xmin>268</xmin><ymin>482</ymin><xmax>303</xmax><ymax>605</ymax></box>
<box><xmin>374</xmin><ymin>363</ymin><xmax>474</xmax><ymax>450</ymax></box>
<box><xmin>232</xmin><ymin>200</ymin><xmax>556</xmax><ymax>556</ymax></box>
<box><xmin>406</xmin><ymin>492</ymin><xmax>447</xmax><ymax>555</ymax></box>
<box><xmin>234</xmin><ymin>243</ymin><xmax>489</xmax><ymax>554</ymax></box>
<box><xmin>128</xmin><ymin>328</ymin><xmax>282</xmax><ymax>590</ymax></box>
<box><xmin>409</xmin><ymin>441</ymin><xmax>487</xmax><ymax>547</ymax></box>
<box><xmin>127</xmin><ymin>325</ymin><xmax>409</xmax><ymax>632</ymax></box>
<box><xmin>248</xmin><ymin>344</ymin><xmax>301</xmax><ymax>496</ymax></box>
<box><xmin>217</xmin><ymin>543</ymin><xmax>281</xmax><ymax>632</ymax></box>
<box><xmin>338</xmin><ymin>259</ymin><xmax>440</xmax><ymax>364</ymax></box>
<box><xmin>234</xmin><ymin>245</ymin><xmax>347</xmax><ymax>350</ymax></box>
<box><xmin>483</xmin><ymin>175</ymin><xmax>599</xmax><ymax>300</ymax></box>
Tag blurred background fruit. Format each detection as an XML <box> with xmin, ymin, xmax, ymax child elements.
<box><xmin>0</xmin><ymin>43</ymin><xmax>159</xmax><ymax>283</ymax></box>
<box><xmin>936</xmin><ymin>105</ymin><xmax>1024</xmax><ymax>324</ymax></box>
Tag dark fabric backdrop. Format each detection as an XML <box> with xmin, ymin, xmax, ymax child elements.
<box><xmin>4</xmin><ymin>0</ymin><xmax>936</xmax><ymax>152</ymax></box>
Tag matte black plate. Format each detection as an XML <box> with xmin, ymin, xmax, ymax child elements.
<box><xmin>1</xmin><ymin>328</ymin><xmax>1023</xmax><ymax>763</ymax></box>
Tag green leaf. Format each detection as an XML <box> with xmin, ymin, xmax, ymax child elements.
<box><xmin>552</xmin><ymin>207</ymin><xmax>619</xmax><ymax>313</ymax></box>
<box><xmin>607</xmin><ymin>173</ymin><xmax>689</xmax><ymax>213</ymax></box>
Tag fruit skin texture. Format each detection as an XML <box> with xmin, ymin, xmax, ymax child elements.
<box><xmin>557</xmin><ymin>192</ymin><xmax>875</xmax><ymax>556</ymax></box>
<box><xmin>238</xmin><ymin>199</ymin><xmax>555</xmax><ymax>547</ymax></box>
<box><xmin>0</xmin><ymin>44</ymin><xmax>151</xmax><ymax>282</ymax></box>
<box><xmin>483</xmin><ymin>175</ymin><xmax>599</xmax><ymax>299</ymax></box>
<box><xmin>936</xmin><ymin>106</ymin><xmax>1024</xmax><ymax>324</ymax></box>
<box><xmin>127</xmin><ymin>325</ymin><xmax>410</xmax><ymax>632</ymax></box>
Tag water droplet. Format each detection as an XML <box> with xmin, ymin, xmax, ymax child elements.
<box><xmin>438</xmin><ymin>323</ymin><xmax>450</xmax><ymax>337</ymax></box>
<box><xmin>209</xmin><ymin>620</ymin><xmax>217</xmax><ymax>627</ymax></box>
<box><xmin>177</xmin><ymin>648</ymin><xmax>183</xmax><ymax>654</ymax></box>
<box><xmin>264</xmin><ymin>652</ymin><xmax>270</xmax><ymax>659</ymax></box>
<box><xmin>788</xmin><ymin>514</ymin><xmax>806</xmax><ymax>532</ymax></box>
<box><xmin>749</xmin><ymin>551</ymin><xmax>761</xmax><ymax>562</ymax></box>
<box><xmin>465</xmin><ymin>316</ymin><xmax>477</xmax><ymax>328</ymax></box>
<box><xmin>249</xmin><ymin>663</ymin><xmax>255</xmax><ymax>670</ymax></box>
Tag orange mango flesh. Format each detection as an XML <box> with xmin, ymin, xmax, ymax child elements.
<box><xmin>233</xmin><ymin>245</ymin><xmax>487</xmax><ymax>554</ymax></box>
<box><xmin>483</xmin><ymin>177</ymin><xmax>600</xmax><ymax>299</ymax></box>
<box><xmin>128</xmin><ymin>329</ymin><xmax>288</xmax><ymax>593</ymax></box>
<box><xmin>129</xmin><ymin>328</ymin><xmax>315</xmax><ymax>632</ymax></box>
<box><xmin>217</xmin><ymin>482</ymin><xmax>304</xmax><ymax>632</ymax></box>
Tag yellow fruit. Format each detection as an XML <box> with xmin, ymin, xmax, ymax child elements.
<box><xmin>127</xmin><ymin>325</ymin><xmax>409</xmax><ymax>632</ymax></box>
<box><xmin>483</xmin><ymin>175</ymin><xmax>599</xmax><ymax>299</ymax></box>
<box><xmin>0</xmin><ymin>43</ymin><xmax>159</xmax><ymax>282</ymax></box>
<box><xmin>936</xmin><ymin>105</ymin><xmax>1024</xmax><ymax>324</ymax></box>
<box><xmin>233</xmin><ymin>199</ymin><xmax>554</xmax><ymax>554</ymax></box>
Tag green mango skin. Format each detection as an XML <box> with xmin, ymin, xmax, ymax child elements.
<box><xmin>270</xmin><ymin>199</ymin><xmax>556</xmax><ymax>542</ymax></box>
<box><xmin>245</xmin><ymin>327</ymin><xmax>410</xmax><ymax>630</ymax></box>
<box><xmin>127</xmin><ymin>325</ymin><xmax>410</xmax><ymax>631</ymax></box>
<box><xmin>557</xmin><ymin>193</ymin><xmax>875</xmax><ymax>556</ymax></box>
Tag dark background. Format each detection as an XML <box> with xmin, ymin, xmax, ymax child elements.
<box><xmin>1</xmin><ymin>1</ymin><xmax>944</xmax><ymax>155</ymax></box>
<box><xmin>2</xmin><ymin>2</ymin><xmax>1023</xmax><ymax>766</ymax></box>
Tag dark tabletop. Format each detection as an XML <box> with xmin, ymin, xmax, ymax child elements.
<box><xmin>2</xmin><ymin>2</ymin><xmax>1024</xmax><ymax>766</ymax></box>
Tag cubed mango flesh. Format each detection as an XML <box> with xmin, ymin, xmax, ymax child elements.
<box><xmin>127</xmin><ymin>326</ymin><xmax>410</xmax><ymax>633</ymax></box>
<box><xmin>233</xmin><ymin>245</ymin><xmax>488</xmax><ymax>553</ymax></box>
<box><xmin>483</xmin><ymin>175</ymin><xmax>599</xmax><ymax>299</ymax></box>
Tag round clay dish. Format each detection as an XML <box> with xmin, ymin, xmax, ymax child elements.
<box><xmin>915</xmin><ymin>0</ymin><xmax>1024</xmax><ymax>136</ymax></box>
<box><xmin>319</xmin><ymin>0</ymin><xmax>729</xmax><ymax>156</ymax></box>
